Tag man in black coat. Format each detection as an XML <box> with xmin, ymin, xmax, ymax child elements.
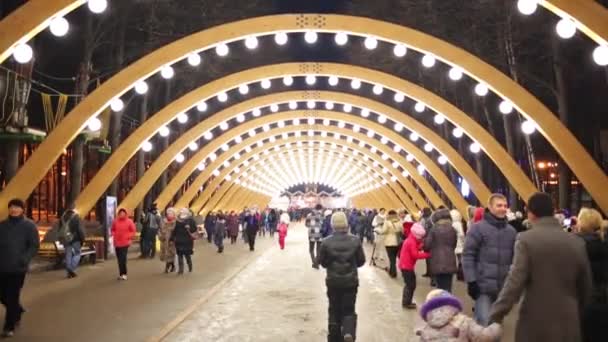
<box><xmin>318</xmin><ymin>211</ymin><xmax>366</xmax><ymax>342</ymax></box>
<box><xmin>0</xmin><ymin>198</ymin><xmax>39</xmax><ymax>338</ymax></box>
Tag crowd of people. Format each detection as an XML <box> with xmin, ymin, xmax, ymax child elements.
<box><xmin>312</xmin><ymin>192</ymin><xmax>608</xmax><ymax>341</ymax></box>
<box><xmin>1</xmin><ymin>192</ymin><xmax>608</xmax><ymax>340</ymax></box>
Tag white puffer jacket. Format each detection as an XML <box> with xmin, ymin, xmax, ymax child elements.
<box><xmin>450</xmin><ymin>210</ymin><xmax>465</xmax><ymax>255</ymax></box>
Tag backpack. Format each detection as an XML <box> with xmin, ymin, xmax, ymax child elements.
<box><xmin>58</xmin><ymin>215</ymin><xmax>75</xmax><ymax>245</ymax></box>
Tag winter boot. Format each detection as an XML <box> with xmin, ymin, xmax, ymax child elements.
<box><xmin>342</xmin><ymin>314</ymin><xmax>357</xmax><ymax>342</ymax></box>
<box><xmin>187</xmin><ymin>259</ymin><xmax>193</xmax><ymax>273</ymax></box>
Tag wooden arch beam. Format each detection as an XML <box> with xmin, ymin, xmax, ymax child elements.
<box><xmin>201</xmin><ymin>148</ymin><xmax>409</xmax><ymax>214</ymax></box>
<box><xmin>178</xmin><ymin>120</ymin><xmax>466</xmax><ymax>215</ymax></box>
<box><xmin>2</xmin><ymin>15</ymin><xmax>605</xmax><ymax>213</ymax></box>
<box><xmin>179</xmin><ymin>140</ymin><xmax>420</xmax><ymax>215</ymax></box>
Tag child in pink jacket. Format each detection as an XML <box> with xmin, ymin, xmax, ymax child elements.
<box><xmin>417</xmin><ymin>289</ymin><xmax>502</xmax><ymax>341</ymax></box>
<box><xmin>278</xmin><ymin>215</ymin><xmax>289</xmax><ymax>250</ymax></box>
<box><xmin>399</xmin><ymin>223</ymin><xmax>431</xmax><ymax>309</ymax></box>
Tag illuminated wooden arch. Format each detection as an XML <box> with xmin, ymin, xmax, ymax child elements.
<box><xmin>200</xmin><ymin>152</ymin><xmax>400</xmax><ymax>215</ymax></box>
<box><xmin>69</xmin><ymin>64</ymin><xmax>516</xmax><ymax>216</ymax></box>
<box><xmin>2</xmin><ymin>14</ymin><xmax>606</xmax><ymax>214</ymax></box>
<box><xmin>90</xmin><ymin>111</ymin><xmax>444</xmax><ymax>214</ymax></box>
<box><xmin>3</xmin><ymin>6</ymin><xmax>607</xmax><ymax>67</ymax></box>
<box><xmin>210</xmin><ymin>174</ymin><xmax>395</xmax><ymax>216</ymax></box>
<box><xmin>199</xmin><ymin>146</ymin><xmax>411</xmax><ymax>213</ymax></box>
<box><xmin>101</xmin><ymin>88</ymin><xmax>497</xmax><ymax>210</ymax></box>
<box><xmin>173</xmin><ymin>137</ymin><xmax>424</xmax><ymax>215</ymax></box>
<box><xmin>215</xmin><ymin>186</ymin><xmax>270</xmax><ymax>212</ymax></box>
<box><xmin>147</xmin><ymin>126</ymin><xmax>434</xmax><ymax>213</ymax></box>
<box><xmin>176</xmin><ymin>120</ymin><xmax>470</xmax><ymax>215</ymax></box>
<box><xmin>541</xmin><ymin>0</ymin><xmax>608</xmax><ymax>46</ymax></box>
<box><xmin>103</xmin><ymin>111</ymin><xmax>470</xmax><ymax>217</ymax></box>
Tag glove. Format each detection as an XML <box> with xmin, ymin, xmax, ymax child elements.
<box><xmin>467</xmin><ymin>281</ymin><xmax>480</xmax><ymax>300</ymax></box>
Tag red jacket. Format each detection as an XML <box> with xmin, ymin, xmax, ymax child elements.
<box><xmin>402</xmin><ymin>221</ymin><xmax>414</xmax><ymax>238</ymax></box>
<box><xmin>399</xmin><ymin>234</ymin><xmax>430</xmax><ymax>271</ymax></box>
<box><xmin>111</xmin><ymin>217</ymin><xmax>136</xmax><ymax>248</ymax></box>
<box><xmin>278</xmin><ymin>223</ymin><xmax>288</xmax><ymax>238</ymax></box>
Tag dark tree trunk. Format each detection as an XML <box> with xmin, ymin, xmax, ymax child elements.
<box><xmin>3</xmin><ymin>141</ymin><xmax>20</xmax><ymax>183</ymax></box>
<box><xmin>135</xmin><ymin>96</ymin><xmax>149</xmax><ymax>220</ymax></box>
<box><xmin>68</xmin><ymin>135</ymin><xmax>85</xmax><ymax>208</ymax></box>
<box><xmin>551</xmin><ymin>37</ymin><xmax>571</xmax><ymax>211</ymax></box>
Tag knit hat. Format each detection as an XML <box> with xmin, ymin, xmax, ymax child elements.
<box><xmin>410</xmin><ymin>223</ymin><xmax>426</xmax><ymax>239</ymax></box>
<box><xmin>431</xmin><ymin>208</ymin><xmax>452</xmax><ymax>224</ymax></box>
<box><xmin>420</xmin><ymin>289</ymin><xmax>462</xmax><ymax>321</ymax></box>
<box><xmin>324</xmin><ymin>209</ymin><xmax>333</xmax><ymax>217</ymax></box>
<box><xmin>331</xmin><ymin>211</ymin><xmax>348</xmax><ymax>232</ymax></box>
<box><xmin>7</xmin><ymin>198</ymin><xmax>25</xmax><ymax>209</ymax></box>
<box><xmin>166</xmin><ymin>207</ymin><xmax>176</xmax><ymax>216</ymax></box>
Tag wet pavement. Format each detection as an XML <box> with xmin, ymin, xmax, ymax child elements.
<box><xmin>164</xmin><ymin>223</ymin><xmax>516</xmax><ymax>341</ymax></box>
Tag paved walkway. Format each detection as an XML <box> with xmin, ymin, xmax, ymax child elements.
<box><xmin>164</xmin><ymin>223</ymin><xmax>516</xmax><ymax>341</ymax></box>
<box><xmin>5</xmin><ymin>222</ymin><xmax>516</xmax><ymax>341</ymax></box>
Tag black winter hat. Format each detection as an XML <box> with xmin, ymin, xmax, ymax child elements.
<box><xmin>7</xmin><ymin>198</ymin><xmax>25</xmax><ymax>209</ymax></box>
<box><xmin>431</xmin><ymin>208</ymin><xmax>452</xmax><ymax>224</ymax></box>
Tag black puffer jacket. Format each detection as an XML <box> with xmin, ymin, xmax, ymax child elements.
<box><xmin>579</xmin><ymin>232</ymin><xmax>608</xmax><ymax>297</ymax></box>
<box><xmin>0</xmin><ymin>216</ymin><xmax>39</xmax><ymax>273</ymax></box>
<box><xmin>318</xmin><ymin>232</ymin><xmax>366</xmax><ymax>288</ymax></box>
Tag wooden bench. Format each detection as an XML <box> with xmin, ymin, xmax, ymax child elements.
<box><xmin>38</xmin><ymin>241</ymin><xmax>97</xmax><ymax>269</ymax></box>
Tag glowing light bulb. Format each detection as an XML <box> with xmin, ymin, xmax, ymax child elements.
<box><xmin>49</xmin><ymin>17</ymin><xmax>69</xmax><ymax>37</ymax></box>
<box><xmin>393</xmin><ymin>44</ymin><xmax>407</xmax><ymax>57</ymax></box>
<box><xmin>304</xmin><ymin>31</ymin><xmax>318</xmax><ymax>44</ymax></box>
<box><xmin>364</xmin><ymin>36</ymin><xmax>378</xmax><ymax>50</ymax></box>
<box><xmin>134</xmin><ymin>81</ymin><xmax>148</xmax><ymax>95</ymax></box>
<box><xmin>187</xmin><ymin>53</ymin><xmax>201</xmax><ymax>66</ymax></box>
<box><xmin>422</xmin><ymin>54</ymin><xmax>436</xmax><ymax>68</ymax></box>
<box><xmin>335</xmin><ymin>32</ymin><xmax>348</xmax><ymax>46</ymax></box>
<box><xmin>274</xmin><ymin>32</ymin><xmax>288</xmax><ymax>45</ymax></box>
<box><xmin>244</xmin><ymin>36</ymin><xmax>259</xmax><ymax>49</ymax></box>
<box><xmin>215</xmin><ymin>43</ymin><xmax>229</xmax><ymax>56</ymax></box>
<box><xmin>160</xmin><ymin>65</ymin><xmax>174</xmax><ymax>79</ymax></box>
<box><xmin>12</xmin><ymin>44</ymin><xmax>33</xmax><ymax>64</ymax></box>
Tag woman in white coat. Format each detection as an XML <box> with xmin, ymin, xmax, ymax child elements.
<box><xmin>450</xmin><ymin>209</ymin><xmax>466</xmax><ymax>281</ymax></box>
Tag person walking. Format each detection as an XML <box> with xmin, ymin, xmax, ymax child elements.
<box><xmin>376</xmin><ymin>209</ymin><xmax>401</xmax><ymax>278</ymax></box>
<box><xmin>226</xmin><ymin>211</ymin><xmax>239</xmax><ymax>244</ymax></box>
<box><xmin>111</xmin><ymin>208</ymin><xmax>136</xmax><ymax>280</ymax></box>
<box><xmin>576</xmin><ymin>208</ymin><xmax>608</xmax><ymax>342</ymax></box>
<box><xmin>171</xmin><ymin>208</ymin><xmax>198</xmax><ymax>274</ymax></box>
<box><xmin>159</xmin><ymin>208</ymin><xmax>177</xmax><ymax>273</ymax></box>
<box><xmin>58</xmin><ymin>209</ymin><xmax>86</xmax><ymax>278</ymax></box>
<box><xmin>278</xmin><ymin>216</ymin><xmax>288</xmax><ymax>250</ymax></box>
<box><xmin>244</xmin><ymin>208</ymin><xmax>259</xmax><ymax>251</ymax></box>
<box><xmin>204</xmin><ymin>211</ymin><xmax>216</xmax><ymax>244</ymax></box>
<box><xmin>489</xmin><ymin>192</ymin><xmax>593</xmax><ymax>341</ymax></box>
<box><xmin>399</xmin><ymin>223</ymin><xmax>430</xmax><ymax>309</ymax></box>
<box><xmin>305</xmin><ymin>204</ymin><xmax>324</xmax><ymax>269</ymax></box>
<box><xmin>240</xmin><ymin>207</ymin><xmax>249</xmax><ymax>244</ymax></box>
<box><xmin>142</xmin><ymin>204</ymin><xmax>161</xmax><ymax>258</ymax></box>
<box><xmin>451</xmin><ymin>209</ymin><xmax>466</xmax><ymax>281</ymax></box>
<box><xmin>462</xmin><ymin>194</ymin><xmax>517</xmax><ymax>326</ymax></box>
<box><xmin>214</xmin><ymin>214</ymin><xmax>226</xmax><ymax>253</ymax></box>
<box><xmin>0</xmin><ymin>199</ymin><xmax>39</xmax><ymax>338</ymax></box>
<box><xmin>371</xmin><ymin>208</ymin><xmax>386</xmax><ymax>242</ymax></box>
<box><xmin>424</xmin><ymin>208</ymin><xmax>458</xmax><ymax>292</ymax></box>
<box><xmin>267</xmin><ymin>209</ymin><xmax>278</xmax><ymax>238</ymax></box>
<box><xmin>318</xmin><ymin>212</ymin><xmax>366</xmax><ymax>342</ymax></box>
<box><xmin>355</xmin><ymin>211</ymin><xmax>367</xmax><ymax>242</ymax></box>
<box><xmin>321</xmin><ymin>209</ymin><xmax>333</xmax><ymax>239</ymax></box>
